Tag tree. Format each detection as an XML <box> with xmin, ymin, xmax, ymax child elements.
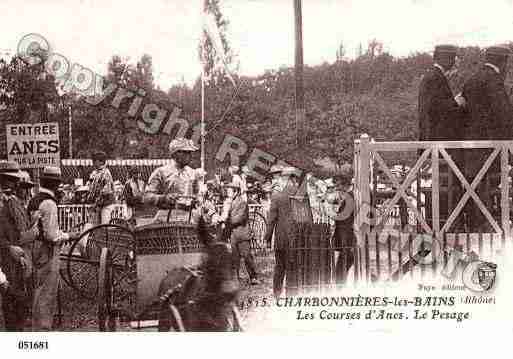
<box><xmin>366</xmin><ymin>39</ymin><xmax>383</xmax><ymax>59</ymax></box>
<box><xmin>336</xmin><ymin>42</ymin><xmax>346</xmax><ymax>62</ymax></box>
<box><xmin>0</xmin><ymin>54</ymin><xmax>69</xmax><ymax>157</ymax></box>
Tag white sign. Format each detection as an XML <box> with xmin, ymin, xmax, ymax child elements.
<box><xmin>6</xmin><ymin>122</ymin><xmax>60</xmax><ymax>168</ymax></box>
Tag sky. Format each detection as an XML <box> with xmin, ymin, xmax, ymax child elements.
<box><xmin>1</xmin><ymin>0</ymin><xmax>513</xmax><ymax>90</ymax></box>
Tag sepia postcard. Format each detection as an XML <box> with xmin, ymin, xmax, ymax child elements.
<box><xmin>1</xmin><ymin>0</ymin><xmax>513</xmax><ymax>357</ymax></box>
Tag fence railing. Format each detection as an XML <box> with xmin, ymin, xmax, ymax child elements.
<box><xmin>57</xmin><ymin>204</ymin><xmax>127</xmax><ymax>232</ymax></box>
<box><xmin>354</xmin><ymin>135</ymin><xmax>512</xmax><ymax>240</ymax></box>
<box><xmin>270</xmin><ymin>134</ymin><xmax>513</xmax><ymax>294</ymax></box>
<box><xmin>321</xmin><ymin>134</ymin><xmax>513</xmax><ymax>289</ymax></box>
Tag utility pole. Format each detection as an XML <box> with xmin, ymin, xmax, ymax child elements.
<box><xmin>68</xmin><ymin>104</ymin><xmax>73</xmax><ymax>158</ymax></box>
<box><xmin>294</xmin><ymin>0</ymin><xmax>305</xmax><ymax>146</ymax></box>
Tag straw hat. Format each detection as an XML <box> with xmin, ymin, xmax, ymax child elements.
<box><xmin>281</xmin><ymin>167</ymin><xmax>301</xmax><ymax>178</ymax></box>
<box><xmin>0</xmin><ymin>161</ymin><xmax>24</xmax><ymax>180</ymax></box>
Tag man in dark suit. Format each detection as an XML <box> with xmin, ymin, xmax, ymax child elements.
<box><xmin>418</xmin><ymin>44</ymin><xmax>465</xmax><ymax>141</ymax></box>
<box><xmin>461</xmin><ymin>46</ymin><xmax>513</xmax><ymax>231</ymax></box>
<box><xmin>418</xmin><ymin>45</ymin><xmax>466</xmax><ymax>230</ymax></box>
<box><xmin>263</xmin><ymin>168</ymin><xmax>302</xmax><ymax>298</ymax></box>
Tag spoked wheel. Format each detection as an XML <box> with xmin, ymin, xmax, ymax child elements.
<box><xmin>248</xmin><ymin>211</ymin><xmax>267</xmax><ymax>255</ymax></box>
<box><xmin>98</xmin><ymin>247</ymin><xmax>116</xmax><ymax>331</ymax></box>
<box><xmin>64</xmin><ymin>224</ymin><xmax>137</xmax><ymax>309</ymax></box>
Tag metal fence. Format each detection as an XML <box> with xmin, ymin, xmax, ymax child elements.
<box><xmin>57</xmin><ymin>204</ymin><xmax>127</xmax><ymax>232</ymax></box>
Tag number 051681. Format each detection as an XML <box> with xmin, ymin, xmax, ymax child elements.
<box><xmin>18</xmin><ymin>341</ymin><xmax>49</xmax><ymax>350</ymax></box>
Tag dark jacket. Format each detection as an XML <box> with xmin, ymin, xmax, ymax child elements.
<box><xmin>228</xmin><ymin>195</ymin><xmax>250</xmax><ymax>243</ymax></box>
<box><xmin>263</xmin><ymin>186</ymin><xmax>297</xmax><ymax>251</ymax></box>
<box><xmin>418</xmin><ymin>66</ymin><xmax>464</xmax><ymax>140</ymax></box>
<box><xmin>461</xmin><ymin>65</ymin><xmax>513</xmax><ymax>140</ymax></box>
<box><xmin>229</xmin><ymin>197</ymin><xmax>248</xmax><ymax>227</ymax></box>
<box><xmin>332</xmin><ymin>191</ymin><xmax>355</xmax><ymax>249</ymax></box>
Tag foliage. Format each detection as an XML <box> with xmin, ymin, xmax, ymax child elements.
<box><xmin>2</xmin><ymin>39</ymin><xmax>513</xmax><ymax>176</ymax></box>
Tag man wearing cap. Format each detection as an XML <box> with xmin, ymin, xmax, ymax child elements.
<box><xmin>461</xmin><ymin>46</ymin><xmax>513</xmax><ymax>231</ymax></box>
<box><xmin>16</xmin><ymin>171</ymin><xmax>34</xmax><ymax>208</ymax></box>
<box><xmin>263</xmin><ymin>167</ymin><xmax>305</xmax><ymax>297</ymax></box>
<box><xmin>418</xmin><ymin>45</ymin><xmax>466</xmax><ymax>141</ymax></box>
<box><xmin>268</xmin><ymin>164</ymin><xmax>285</xmax><ymax>193</ymax></box>
<box><xmin>27</xmin><ymin>166</ymin><xmax>75</xmax><ymax>330</ymax></box>
<box><xmin>228</xmin><ymin>165</ymin><xmax>248</xmax><ymax>202</ymax></box>
<box><xmin>144</xmin><ymin>137</ymin><xmax>205</xmax><ymax>223</ymax></box>
<box><xmin>327</xmin><ymin>165</ymin><xmax>357</xmax><ymax>284</ymax></box>
<box><xmin>86</xmin><ymin>150</ymin><xmax>115</xmax><ymax>224</ymax></box>
<box><xmin>215</xmin><ymin>180</ymin><xmax>260</xmax><ymax>285</ymax></box>
<box><xmin>0</xmin><ymin>161</ymin><xmax>40</xmax><ymax>331</ymax></box>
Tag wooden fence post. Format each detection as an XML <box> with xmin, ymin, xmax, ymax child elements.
<box><xmin>432</xmin><ymin>146</ymin><xmax>440</xmax><ymax>236</ymax></box>
<box><xmin>501</xmin><ymin>146</ymin><xmax>510</xmax><ymax>239</ymax></box>
<box><xmin>359</xmin><ymin>134</ymin><xmax>371</xmax><ymax>234</ymax></box>
<box><xmin>355</xmin><ymin>134</ymin><xmax>371</xmax><ymax>283</ymax></box>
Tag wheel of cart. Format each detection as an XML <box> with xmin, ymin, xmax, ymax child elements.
<box><xmin>62</xmin><ymin>196</ymin><xmax>244</xmax><ymax>331</ymax></box>
<box><xmin>155</xmin><ymin>264</ymin><xmax>244</xmax><ymax>332</ymax></box>
<box><xmin>97</xmin><ymin>247</ymin><xmax>115</xmax><ymax>331</ymax></box>
<box><xmin>60</xmin><ymin>222</ymin><xmax>137</xmax><ymax>329</ymax></box>
<box><xmin>126</xmin><ymin>197</ymin><xmax>243</xmax><ymax>331</ymax></box>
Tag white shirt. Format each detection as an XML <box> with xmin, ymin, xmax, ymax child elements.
<box><xmin>39</xmin><ymin>187</ymin><xmax>69</xmax><ymax>242</ymax></box>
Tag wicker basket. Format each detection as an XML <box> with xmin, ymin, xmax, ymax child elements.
<box><xmin>134</xmin><ymin>221</ymin><xmax>205</xmax><ymax>256</ymax></box>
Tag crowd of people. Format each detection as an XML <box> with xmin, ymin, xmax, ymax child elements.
<box><xmin>0</xmin><ymin>162</ymin><xmax>79</xmax><ymax>331</ymax></box>
<box><xmin>6</xmin><ymin>43</ymin><xmax>511</xmax><ymax>331</ymax></box>
<box><xmin>0</xmin><ymin>132</ymin><xmax>353</xmax><ymax>330</ymax></box>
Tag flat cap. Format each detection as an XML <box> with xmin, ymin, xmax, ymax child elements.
<box><xmin>486</xmin><ymin>46</ymin><xmax>511</xmax><ymax>57</ymax></box>
<box><xmin>92</xmin><ymin>150</ymin><xmax>107</xmax><ymax>162</ymax></box>
<box><xmin>434</xmin><ymin>44</ymin><xmax>458</xmax><ymax>54</ymax></box>
<box><xmin>168</xmin><ymin>137</ymin><xmax>198</xmax><ymax>154</ymax></box>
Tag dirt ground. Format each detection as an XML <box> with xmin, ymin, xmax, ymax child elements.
<box><xmin>53</xmin><ymin>254</ymin><xmax>275</xmax><ymax>331</ymax></box>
